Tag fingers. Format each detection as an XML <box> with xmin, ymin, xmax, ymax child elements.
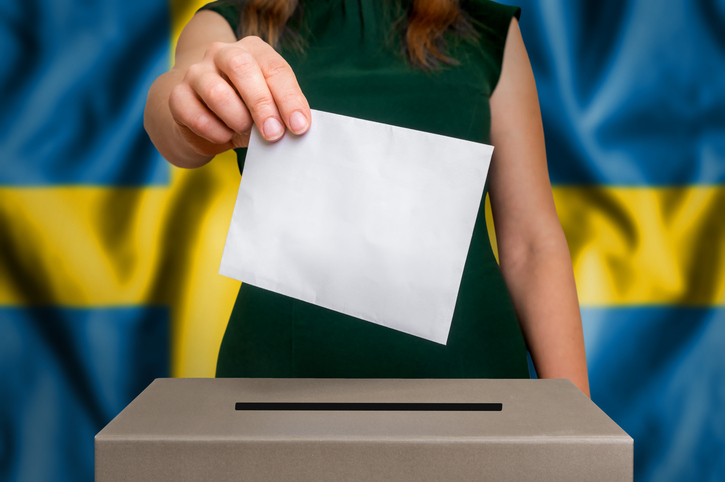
<box><xmin>215</xmin><ymin>42</ymin><xmax>285</xmax><ymax>141</ymax></box>
<box><xmin>169</xmin><ymin>82</ymin><xmax>234</xmax><ymax>145</ymax></box>
<box><xmin>189</xmin><ymin>67</ymin><xmax>253</xmax><ymax>135</ymax></box>
<box><xmin>217</xmin><ymin>37</ymin><xmax>311</xmax><ymax>140</ymax></box>
<box><xmin>176</xmin><ymin>37</ymin><xmax>310</xmax><ymax>149</ymax></box>
<box><xmin>253</xmin><ymin>42</ymin><xmax>311</xmax><ymax>135</ymax></box>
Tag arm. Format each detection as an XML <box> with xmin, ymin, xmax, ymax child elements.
<box><xmin>488</xmin><ymin>19</ymin><xmax>590</xmax><ymax>397</ymax></box>
<box><xmin>144</xmin><ymin>10</ymin><xmax>311</xmax><ymax>168</ymax></box>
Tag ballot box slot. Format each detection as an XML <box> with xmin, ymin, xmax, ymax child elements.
<box><xmin>235</xmin><ymin>402</ymin><xmax>502</xmax><ymax>411</ymax></box>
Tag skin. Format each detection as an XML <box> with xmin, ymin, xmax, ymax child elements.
<box><xmin>144</xmin><ymin>10</ymin><xmax>590</xmax><ymax>397</ymax></box>
<box><xmin>489</xmin><ymin>20</ymin><xmax>589</xmax><ymax>397</ymax></box>
<box><xmin>144</xmin><ymin>11</ymin><xmax>311</xmax><ymax>168</ymax></box>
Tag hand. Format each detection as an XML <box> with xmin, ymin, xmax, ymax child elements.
<box><xmin>168</xmin><ymin>36</ymin><xmax>311</xmax><ymax>157</ymax></box>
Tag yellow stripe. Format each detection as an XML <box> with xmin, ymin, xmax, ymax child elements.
<box><xmin>486</xmin><ymin>187</ymin><xmax>725</xmax><ymax>305</ymax></box>
<box><xmin>1</xmin><ymin>186</ymin><xmax>165</xmax><ymax>305</ymax></box>
<box><xmin>554</xmin><ymin>186</ymin><xmax>725</xmax><ymax>306</ymax></box>
<box><xmin>164</xmin><ymin>153</ymin><xmax>242</xmax><ymax>377</ymax></box>
<box><xmin>3</xmin><ymin>182</ymin><xmax>722</xmax><ymax>300</ymax></box>
<box><xmin>166</xmin><ymin>0</ymin><xmax>240</xmax><ymax>376</ymax></box>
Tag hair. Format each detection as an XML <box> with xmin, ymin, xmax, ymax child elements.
<box><xmin>239</xmin><ymin>0</ymin><xmax>477</xmax><ymax>70</ymax></box>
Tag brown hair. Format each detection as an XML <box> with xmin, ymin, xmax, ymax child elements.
<box><xmin>239</xmin><ymin>0</ymin><xmax>476</xmax><ymax>70</ymax></box>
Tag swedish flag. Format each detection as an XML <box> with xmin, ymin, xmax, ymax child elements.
<box><xmin>0</xmin><ymin>0</ymin><xmax>722</xmax><ymax>481</ymax></box>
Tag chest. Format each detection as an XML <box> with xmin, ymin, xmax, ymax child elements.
<box><xmin>279</xmin><ymin>0</ymin><xmax>499</xmax><ymax>144</ymax></box>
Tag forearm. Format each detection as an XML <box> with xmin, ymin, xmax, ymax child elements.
<box><xmin>144</xmin><ymin>68</ymin><xmax>214</xmax><ymax>168</ymax></box>
<box><xmin>499</xmin><ymin>234</ymin><xmax>590</xmax><ymax>397</ymax></box>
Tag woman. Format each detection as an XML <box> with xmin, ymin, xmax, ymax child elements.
<box><xmin>144</xmin><ymin>0</ymin><xmax>590</xmax><ymax>396</ymax></box>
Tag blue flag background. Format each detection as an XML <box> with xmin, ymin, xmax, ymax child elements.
<box><xmin>1</xmin><ymin>0</ymin><xmax>723</xmax><ymax>480</ymax></box>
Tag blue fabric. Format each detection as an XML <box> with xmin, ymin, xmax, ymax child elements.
<box><xmin>0</xmin><ymin>0</ymin><xmax>169</xmax><ymax>186</ymax></box>
<box><xmin>0</xmin><ymin>307</ymin><xmax>169</xmax><ymax>482</ymax></box>
<box><xmin>510</xmin><ymin>0</ymin><xmax>725</xmax><ymax>186</ymax></box>
<box><xmin>582</xmin><ymin>307</ymin><xmax>725</xmax><ymax>481</ymax></box>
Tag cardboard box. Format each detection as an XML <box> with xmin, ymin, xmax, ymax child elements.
<box><xmin>95</xmin><ymin>378</ymin><xmax>632</xmax><ymax>481</ymax></box>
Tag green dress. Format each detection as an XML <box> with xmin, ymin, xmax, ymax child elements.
<box><xmin>200</xmin><ymin>0</ymin><xmax>530</xmax><ymax>379</ymax></box>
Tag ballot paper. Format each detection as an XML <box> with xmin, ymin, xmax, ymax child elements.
<box><xmin>220</xmin><ymin>110</ymin><xmax>493</xmax><ymax>345</ymax></box>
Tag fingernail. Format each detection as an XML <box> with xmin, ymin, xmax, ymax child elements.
<box><xmin>263</xmin><ymin>117</ymin><xmax>284</xmax><ymax>140</ymax></box>
<box><xmin>289</xmin><ymin>111</ymin><xmax>309</xmax><ymax>134</ymax></box>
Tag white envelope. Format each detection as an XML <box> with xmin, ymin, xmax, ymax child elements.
<box><xmin>220</xmin><ymin>110</ymin><xmax>493</xmax><ymax>345</ymax></box>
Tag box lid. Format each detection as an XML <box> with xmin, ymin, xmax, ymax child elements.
<box><xmin>96</xmin><ymin>378</ymin><xmax>630</xmax><ymax>443</ymax></box>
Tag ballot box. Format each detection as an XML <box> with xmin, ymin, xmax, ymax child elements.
<box><xmin>95</xmin><ymin>378</ymin><xmax>632</xmax><ymax>481</ymax></box>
